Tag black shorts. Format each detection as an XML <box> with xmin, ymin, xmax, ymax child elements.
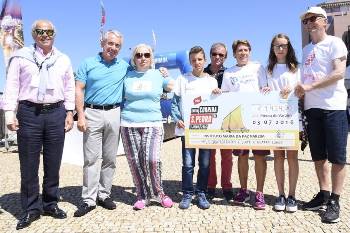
<box><xmin>305</xmin><ymin>108</ymin><xmax>348</xmax><ymax>164</ymax></box>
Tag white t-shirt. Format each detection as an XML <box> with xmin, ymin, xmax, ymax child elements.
<box><xmin>173</xmin><ymin>72</ymin><xmax>218</xmax><ymax>97</ymax></box>
<box><xmin>221</xmin><ymin>62</ymin><xmax>267</xmax><ymax>92</ymax></box>
<box><xmin>268</xmin><ymin>64</ymin><xmax>302</xmax><ymax>131</ymax></box>
<box><xmin>302</xmin><ymin>35</ymin><xmax>348</xmax><ymax>110</ymax></box>
<box><xmin>267</xmin><ymin>64</ymin><xmax>300</xmax><ymax>91</ymax></box>
<box><xmin>173</xmin><ymin>72</ymin><xmax>217</xmax><ymax>136</ymax></box>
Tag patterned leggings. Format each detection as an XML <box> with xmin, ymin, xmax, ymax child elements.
<box><xmin>121</xmin><ymin>126</ymin><xmax>165</xmax><ymax>200</ymax></box>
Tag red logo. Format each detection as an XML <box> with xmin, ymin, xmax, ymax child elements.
<box><xmin>193</xmin><ymin>96</ymin><xmax>202</xmax><ymax>105</ymax></box>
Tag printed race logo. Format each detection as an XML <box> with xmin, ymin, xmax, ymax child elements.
<box><xmin>193</xmin><ymin>96</ymin><xmax>202</xmax><ymax>105</ymax></box>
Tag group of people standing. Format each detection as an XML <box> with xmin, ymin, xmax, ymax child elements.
<box><xmin>171</xmin><ymin>6</ymin><xmax>348</xmax><ymax>225</ymax></box>
<box><xmin>1</xmin><ymin>5</ymin><xmax>348</xmax><ymax>230</ymax></box>
<box><xmin>2</xmin><ymin>20</ymin><xmax>174</xmax><ymax>230</ymax></box>
<box><xmin>171</xmin><ymin>37</ymin><xmax>294</xmax><ymax>212</ymax></box>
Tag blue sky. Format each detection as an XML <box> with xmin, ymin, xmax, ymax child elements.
<box><xmin>0</xmin><ymin>0</ymin><xmax>322</xmax><ymax>90</ymax></box>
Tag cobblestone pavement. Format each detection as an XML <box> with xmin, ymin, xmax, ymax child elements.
<box><xmin>0</xmin><ymin>137</ymin><xmax>350</xmax><ymax>233</ymax></box>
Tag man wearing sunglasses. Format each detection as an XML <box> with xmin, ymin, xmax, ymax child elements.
<box><xmin>204</xmin><ymin>43</ymin><xmax>234</xmax><ymax>202</ymax></box>
<box><xmin>295</xmin><ymin>6</ymin><xmax>348</xmax><ymax>223</ymax></box>
<box><xmin>2</xmin><ymin>19</ymin><xmax>75</xmax><ymax>230</ymax></box>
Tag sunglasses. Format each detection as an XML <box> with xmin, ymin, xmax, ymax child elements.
<box><xmin>34</xmin><ymin>29</ymin><xmax>55</xmax><ymax>37</ymax></box>
<box><xmin>273</xmin><ymin>44</ymin><xmax>288</xmax><ymax>50</ymax></box>
<box><xmin>211</xmin><ymin>52</ymin><xmax>225</xmax><ymax>58</ymax></box>
<box><xmin>302</xmin><ymin>15</ymin><xmax>324</xmax><ymax>25</ymax></box>
<box><xmin>135</xmin><ymin>52</ymin><xmax>151</xmax><ymax>59</ymax></box>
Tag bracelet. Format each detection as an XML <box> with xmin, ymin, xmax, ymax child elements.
<box><xmin>66</xmin><ymin>110</ymin><xmax>74</xmax><ymax>114</ymax></box>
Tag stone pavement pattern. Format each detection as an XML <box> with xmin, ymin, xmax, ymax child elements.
<box><xmin>0</xmin><ymin>138</ymin><xmax>350</xmax><ymax>233</ymax></box>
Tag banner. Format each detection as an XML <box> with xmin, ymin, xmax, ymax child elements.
<box><xmin>0</xmin><ymin>0</ymin><xmax>23</xmax><ymax>148</ymax></box>
<box><xmin>0</xmin><ymin>0</ymin><xmax>24</xmax><ymax>67</ymax></box>
<box><xmin>183</xmin><ymin>91</ymin><xmax>300</xmax><ymax>150</ymax></box>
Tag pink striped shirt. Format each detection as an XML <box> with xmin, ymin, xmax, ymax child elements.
<box><xmin>2</xmin><ymin>46</ymin><xmax>75</xmax><ymax>111</ymax></box>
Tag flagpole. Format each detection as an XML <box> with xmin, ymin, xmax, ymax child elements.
<box><xmin>100</xmin><ymin>0</ymin><xmax>106</xmax><ymax>41</ymax></box>
<box><xmin>152</xmin><ymin>30</ymin><xmax>157</xmax><ymax>69</ymax></box>
<box><xmin>152</xmin><ymin>29</ymin><xmax>156</xmax><ymax>52</ymax></box>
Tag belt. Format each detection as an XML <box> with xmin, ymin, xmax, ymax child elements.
<box><xmin>19</xmin><ymin>100</ymin><xmax>64</xmax><ymax>111</ymax></box>
<box><xmin>84</xmin><ymin>103</ymin><xmax>120</xmax><ymax>110</ymax></box>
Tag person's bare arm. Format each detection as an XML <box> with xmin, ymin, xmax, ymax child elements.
<box><xmin>75</xmin><ymin>81</ymin><xmax>87</xmax><ymax>132</ymax></box>
<box><xmin>164</xmin><ymin>79</ymin><xmax>175</xmax><ymax>92</ymax></box>
<box><xmin>295</xmin><ymin>56</ymin><xmax>346</xmax><ymax>97</ymax></box>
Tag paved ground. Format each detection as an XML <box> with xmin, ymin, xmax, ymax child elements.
<box><xmin>0</xmin><ymin>137</ymin><xmax>350</xmax><ymax>233</ymax></box>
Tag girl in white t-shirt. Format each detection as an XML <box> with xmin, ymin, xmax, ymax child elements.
<box><xmin>267</xmin><ymin>33</ymin><xmax>300</xmax><ymax>213</ymax></box>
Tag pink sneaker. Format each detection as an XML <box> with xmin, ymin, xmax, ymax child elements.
<box><xmin>160</xmin><ymin>196</ymin><xmax>173</xmax><ymax>208</ymax></box>
<box><xmin>133</xmin><ymin>199</ymin><xmax>148</xmax><ymax>210</ymax></box>
<box><xmin>254</xmin><ymin>191</ymin><xmax>266</xmax><ymax>210</ymax></box>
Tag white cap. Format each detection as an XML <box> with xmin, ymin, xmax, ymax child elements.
<box><xmin>300</xmin><ymin>6</ymin><xmax>327</xmax><ymax>20</ymax></box>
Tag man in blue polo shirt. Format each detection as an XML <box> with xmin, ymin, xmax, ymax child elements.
<box><xmin>74</xmin><ymin>30</ymin><xmax>130</xmax><ymax>217</ymax></box>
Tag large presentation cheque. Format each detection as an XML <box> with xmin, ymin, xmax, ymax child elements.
<box><xmin>183</xmin><ymin>91</ymin><xmax>299</xmax><ymax>150</ymax></box>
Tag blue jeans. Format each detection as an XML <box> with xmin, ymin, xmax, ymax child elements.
<box><xmin>181</xmin><ymin>137</ymin><xmax>210</xmax><ymax>195</ymax></box>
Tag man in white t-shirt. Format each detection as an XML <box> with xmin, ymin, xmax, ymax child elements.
<box><xmin>295</xmin><ymin>6</ymin><xmax>348</xmax><ymax>223</ymax></box>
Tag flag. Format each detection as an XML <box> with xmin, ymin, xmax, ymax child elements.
<box><xmin>100</xmin><ymin>0</ymin><xmax>106</xmax><ymax>40</ymax></box>
<box><xmin>152</xmin><ymin>29</ymin><xmax>156</xmax><ymax>51</ymax></box>
<box><xmin>0</xmin><ymin>0</ymin><xmax>24</xmax><ymax>67</ymax></box>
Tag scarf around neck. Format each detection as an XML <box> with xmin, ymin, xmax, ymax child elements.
<box><xmin>8</xmin><ymin>44</ymin><xmax>63</xmax><ymax>101</ymax></box>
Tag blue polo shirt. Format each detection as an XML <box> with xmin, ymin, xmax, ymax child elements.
<box><xmin>75</xmin><ymin>53</ymin><xmax>130</xmax><ymax>105</ymax></box>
